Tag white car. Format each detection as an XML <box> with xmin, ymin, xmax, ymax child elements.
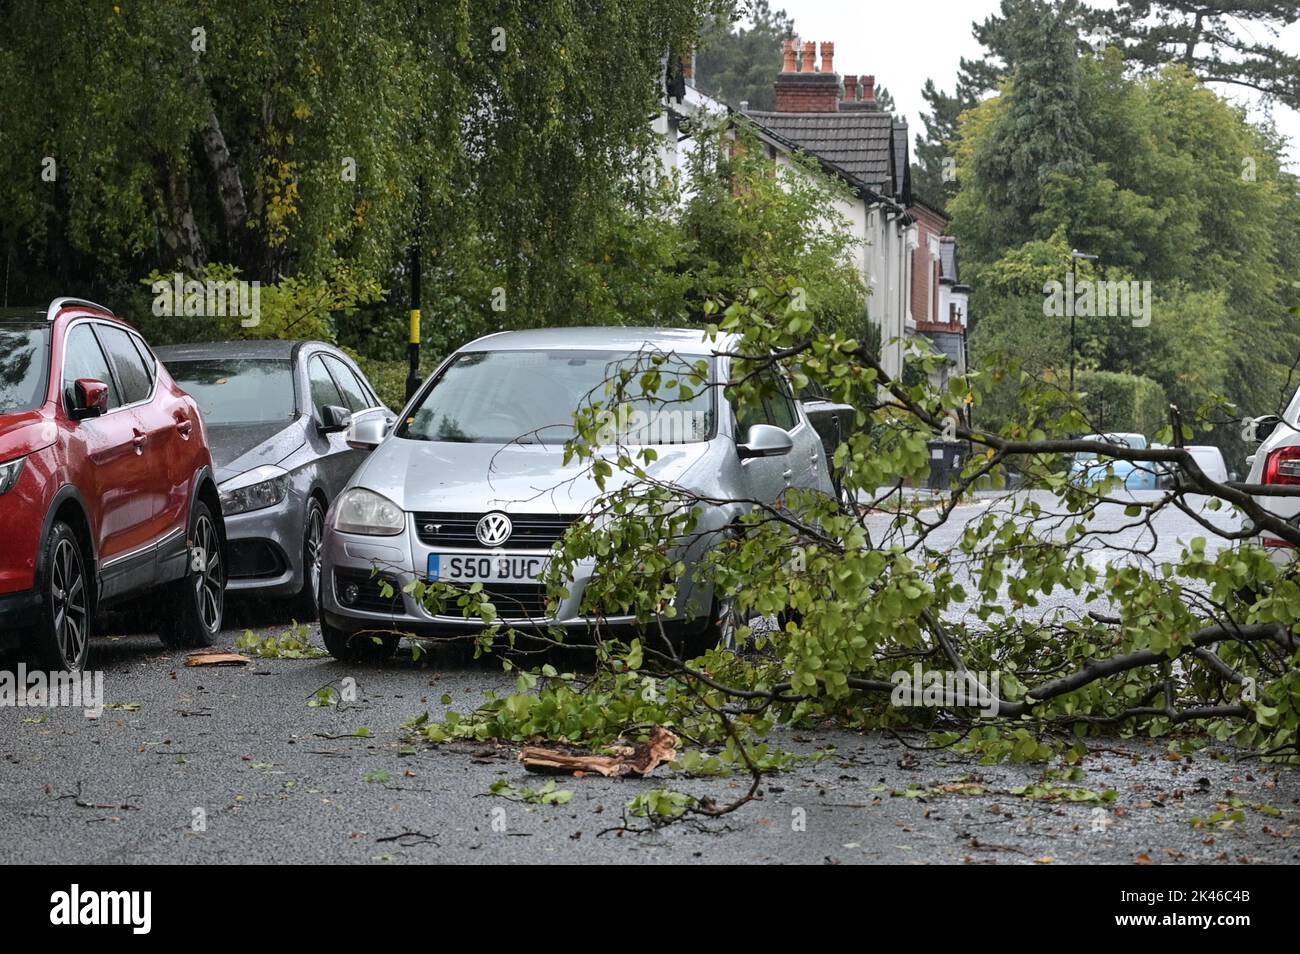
<box><xmin>1243</xmin><ymin>404</ymin><xmax>1300</xmax><ymax>559</ymax></box>
<box><xmin>1184</xmin><ymin>445</ymin><xmax>1229</xmax><ymax>484</ymax></box>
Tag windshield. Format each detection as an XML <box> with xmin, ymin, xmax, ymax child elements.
<box><xmin>399</xmin><ymin>349</ymin><xmax>715</xmax><ymax>445</ymax></box>
<box><xmin>0</xmin><ymin>323</ymin><xmax>51</xmax><ymax>414</ymax></box>
<box><xmin>166</xmin><ymin>358</ymin><xmax>296</xmax><ymax>425</ymax></box>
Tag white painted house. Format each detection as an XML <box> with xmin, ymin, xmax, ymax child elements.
<box><xmin>655</xmin><ymin>41</ymin><xmax>926</xmax><ymax>382</ymax></box>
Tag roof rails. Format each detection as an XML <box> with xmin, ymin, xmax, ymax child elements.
<box><xmin>46</xmin><ymin>297</ymin><xmax>113</xmax><ymax>322</ymax></box>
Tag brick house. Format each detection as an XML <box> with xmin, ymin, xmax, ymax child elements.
<box><xmin>910</xmin><ymin>201</ymin><xmax>969</xmax><ymax>385</ymax></box>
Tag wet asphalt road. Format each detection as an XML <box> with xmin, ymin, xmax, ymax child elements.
<box><xmin>1</xmin><ymin>491</ymin><xmax>1297</xmax><ymax>864</ymax></box>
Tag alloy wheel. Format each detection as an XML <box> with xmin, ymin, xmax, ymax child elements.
<box><xmin>50</xmin><ymin>538</ymin><xmax>88</xmax><ymax>668</ymax></box>
<box><xmin>714</xmin><ymin>593</ymin><xmax>742</xmax><ymax>651</ymax></box>
<box><xmin>193</xmin><ymin>514</ymin><xmax>224</xmax><ymax>632</ymax></box>
<box><xmin>305</xmin><ymin>507</ymin><xmax>324</xmax><ymax>606</ymax></box>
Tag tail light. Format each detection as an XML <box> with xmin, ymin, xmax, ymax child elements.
<box><xmin>1263</xmin><ymin>446</ymin><xmax>1300</xmax><ymax>485</ymax></box>
<box><xmin>1262</xmin><ymin>446</ymin><xmax>1300</xmax><ymax>548</ymax></box>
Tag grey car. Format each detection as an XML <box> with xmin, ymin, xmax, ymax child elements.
<box><xmin>317</xmin><ymin>327</ymin><xmax>838</xmax><ymax>660</ymax></box>
<box><xmin>154</xmin><ymin>340</ymin><xmax>393</xmax><ymax>615</ymax></box>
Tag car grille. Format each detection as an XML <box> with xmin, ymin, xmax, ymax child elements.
<box><xmin>433</xmin><ymin>584</ymin><xmax>555</xmax><ymax>622</ymax></box>
<box><xmin>333</xmin><ymin>569</ymin><xmax>404</xmax><ymax>615</ymax></box>
<box><xmin>412</xmin><ymin>512</ymin><xmax>578</xmax><ymax>550</ymax></box>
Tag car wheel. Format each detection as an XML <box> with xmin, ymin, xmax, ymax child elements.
<box><xmin>320</xmin><ymin>616</ymin><xmax>399</xmax><ymax>662</ymax></box>
<box><xmin>677</xmin><ymin>588</ymin><xmax>752</xmax><ymax>659</ymax></box>
<box><xmin>294</xmin><ymin>497</ymin><xmax>326</xmax><ymax>621</ymax></box>
<box><xmin>159</xmin><ymin>502</ymin><xmax>225</xmax><ymax>648</ymax></box>
<box><xmin>28</xmin><ymin>522</ymin><xmax>91</xmax><ymax>672</ymax></box>
<box><xmin>708</xmin><ymin>591</ymin><xmax>744</xmax><ymax>650</ymax></box>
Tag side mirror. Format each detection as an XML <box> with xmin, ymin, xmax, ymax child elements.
<box><xmin>737</xmin><ymin>423</ymin><xmax>793</xmax><ymax>460</ymax></box>
<box><xmin>1252</xmin><ymin>415</ymin><xmax>1281</xmax><ymax>444</ymax></box>
<box><xmin>319</xmin><ymin>404</ymin><xmax>353</xmax><ymax>434</ymax></box>
<box><xmin>346</xmin><ymin>415</ymin><xmax>389</xmax><ymax>451</ymax></box>
<box><xmin>70</xmin><ymin>378</ymin><xmax>109</xmax><ymax>420</ymax></box>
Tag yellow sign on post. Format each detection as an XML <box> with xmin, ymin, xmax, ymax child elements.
<box><xmin>409</xmin><ymin>308</ymin><xmax>421</xmax><ymax>345</ymax></box>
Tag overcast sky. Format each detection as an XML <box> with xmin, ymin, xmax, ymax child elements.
<box><xmin>772</xmin><ymin>0</ymin><xmax>1300</xmax><ymax>169</ymax></box>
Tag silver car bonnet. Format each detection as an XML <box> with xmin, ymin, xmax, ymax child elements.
<box><xmin>208</xmin><ymin>419</ymin><xmax>306</xmax><ymax>484</ymax></box>
<box><xmin>348</xmin><ymin>434</ymin><xmax>715</xmax><ymax>515</ymax></box>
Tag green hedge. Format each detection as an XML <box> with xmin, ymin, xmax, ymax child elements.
<box><xmin>1075</xmin><ymin>370</ymin><xmax>1168</xmax><ymax>437</ymax></box>
<box><xmin>353</xmin><ymin>354</ymin><xmax>445</xmax><ymax>412</ymax></box>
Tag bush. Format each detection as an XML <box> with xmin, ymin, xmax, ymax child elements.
<box><xmin>1074</xmin><ymin>370</ymin><xmax>1167</xmax><ymax>436</ymax></box>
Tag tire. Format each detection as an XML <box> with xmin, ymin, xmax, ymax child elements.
<box><xmin>320</xmin><ymin>615</ymin><xmax>399</xmax><ymax>662</ymax></box>
<box><xmin>158</xmin><ymin>501</ymin><xmax>225</xmax><ymax>648</ymax></box>
<box><xmin>679</xmin><ymin>525</ymin><xmax>746</xmax><ymax>658</ymax></box>
<box><xmin>678</xmin><ymin>587</ymin><xmax>742</xmax><ymax>659</ymax></box>
<box><xmin>294</xmin><ymin>497</ymin><xmax>326</xmax><ymax>622</ymax></box>
<box><xmin>27</xmin><ymin>521</ymin><xmax>92</xmax><ymax>672</ymax></box>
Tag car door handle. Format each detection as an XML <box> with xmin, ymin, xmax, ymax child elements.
<box><xmin>176</xmin><ymin>420</ymin><xmax>193</xmax><ymax>439</ymax></box>
<box><xmin>782</xmin><ymin>469</ymin><xmax>793</xmax><ymax>480</ymax></box>
<box><xmin>132</xmin><ymin>428</ymin><xmax>146</xmax><ymax>454</ymax></box>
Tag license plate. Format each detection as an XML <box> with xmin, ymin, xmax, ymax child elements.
<box><xmin>427</xmin><ymin>553</ymin><xmax>549</xmax><ymax>584</ymax></box>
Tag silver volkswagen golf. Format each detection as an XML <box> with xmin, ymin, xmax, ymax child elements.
<box><xmin>317</xmin><ymin>327</ymin><xmax>838</xmax><ymax>660</ymax></box>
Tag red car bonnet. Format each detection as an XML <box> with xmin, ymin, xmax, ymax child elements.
<box><xmin>0</xmin><ymin>408</ymin><xmax>57</xmax><ymax>461</ymax></box>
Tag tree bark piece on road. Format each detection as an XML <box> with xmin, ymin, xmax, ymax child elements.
<box><xmin>518</xmin><ymin>726</ymin><xmax>677</xmax><ymax>777</ymax></box>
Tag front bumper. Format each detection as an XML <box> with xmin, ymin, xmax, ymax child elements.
<box><xmin>221</xmin><ymin>489</ymin><xmax>309</xmax><ymax>596</ymax></box>
<box><xmin>319</xmin><ymin>513</ymin><xmax>714</xmax><ymax>635</ymax></box>
<box><xmin>0</xmin><ymin>588</ymin><xmax>40</xmax><ymax>647</ymax></box>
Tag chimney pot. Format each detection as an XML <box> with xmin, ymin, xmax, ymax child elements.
<box><xmin>862</xmin><ymin>74</ymin><xmax>876</xmax><ymax>103</ymax></box>
<box><xmin>820</xmin><ymin>41</ymin><xmax>834</xmax><ymax>74</ymax></box>
<box><xmin>774</xmin><ymin>38</ymin><xmax>843</xmax><ymax>112</ymax></box>
<box><xmin>843</xmin><ymin>74</ymin><xmax>858</xmax><ymax>103</ymax></box>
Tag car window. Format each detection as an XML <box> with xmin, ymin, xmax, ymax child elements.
<box><xmin>765</xmin><ymin>379</ymin><xmax>799</xmax><ymax>431</ymax></box>
<box><xmin>164</xmin><ymin>358</ymin><xmax>295</xmax><ymax>425</ymax></box>
<box><xmin>736</xmin><ymin>395</ymin><xmax>771</xmax><ymax>435</ymax></box>
<box><xmin>96</xmin><ymin>325</ymin><xmax>154</xmax><ymax>405</ymax></box>
<box><xmin>323</xmin><ymin>355</ymin><xmax>371</xmax><ymax>412</ymax></box>
<box><xmin>130</xmin><ymin>334</ymin><xmax>157</xmax><ymax>380</ymax></box>
<box><xmin>307</xmin><ymin>355</ymin><xmax>344</xmax><ymax>416</ymax></box>
<box><xmin>735</xmin><ymin>370</ymin><xmax>798</xmax><ymax>434</ymax></box>
<box><xmin>62</xmin><ymin>324</ymin><xmax>122</xmax><ymax>410</ymax></box>
<box><xmin>0</xmin><ymin>323</ymin><xmax>50</xmax><ymax>414</ymax></box>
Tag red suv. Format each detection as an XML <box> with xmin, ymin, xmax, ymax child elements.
<box><xmin>0</xmin><ymin>298</ymin><xmax>226</xmax><ymax>670</ymax></box>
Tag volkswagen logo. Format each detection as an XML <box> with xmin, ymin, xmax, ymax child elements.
<box><xmin>475</xmin><ymin>512</ymin><xmax>512</xmax><ymax>547</ymax></box>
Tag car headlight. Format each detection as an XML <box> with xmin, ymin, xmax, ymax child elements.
<box><xmin>333</xmin><ymin>487</ymin><xmax>405</xmax><ymax>536</ymax></box>
<box><xmin>0</xmin><ymin>456</ymin><xmax>25</xmax><ymax>495</ymax></box>
<box><xmin>219</xmin><ymin>465</ymin><xmax>289</xmax><ymax>515</ymax></box>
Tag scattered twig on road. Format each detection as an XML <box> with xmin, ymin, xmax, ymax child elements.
<box><xmin>376</xmin><ymin>830</ymin><xmax>439</xmax><ymax>847</ymax></box>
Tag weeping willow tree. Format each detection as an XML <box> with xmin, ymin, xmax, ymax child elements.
<box><xmin>0</xmin><ymin>0</ymin><xmax>725</xmax><ymax>323</ymax></box>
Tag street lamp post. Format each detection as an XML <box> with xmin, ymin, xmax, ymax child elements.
<box><xmin>1069</xmin><ymin>249</ymin><xmax>1098</xmax><ymax>393</ymax></box>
